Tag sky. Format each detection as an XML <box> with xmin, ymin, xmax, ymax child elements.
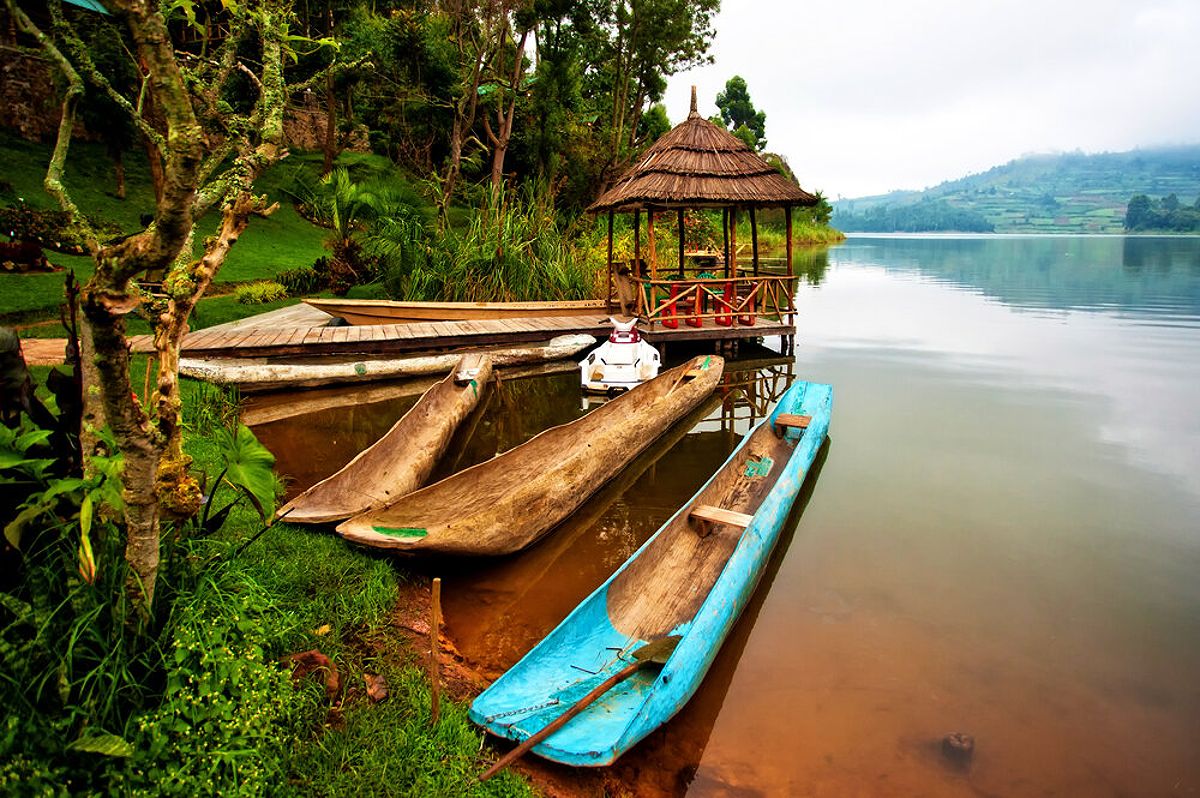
<box><xmin>663</xmin><ymin>0</ymin><xmax>1200</xmax><ymax>199</ymax></box>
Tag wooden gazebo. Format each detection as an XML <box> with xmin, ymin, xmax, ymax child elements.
<box><xmin>589</xmin><ymin>87</ymin><xmax>818</xmax><ymax>330</ymax></box>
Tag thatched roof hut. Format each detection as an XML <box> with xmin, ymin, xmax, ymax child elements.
<box><xmin>589</xmin><ymin>93</ymin><xmax>816</xmax><ymax>212</ymax></box>
<box><xmin>592</xmin><ymin>88</ymin><xmax>818</xmax><ymax>310</ymax></box>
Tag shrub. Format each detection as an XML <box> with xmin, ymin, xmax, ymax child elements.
<box><xmin>276</xmin><ymin>266</ymin><xmax>324</xmax><ymax>296</ymax></box>
<box><xmin>234</xmin><ymin>281</ymin><xmax>288</xmax><ymax>305</ymax></box>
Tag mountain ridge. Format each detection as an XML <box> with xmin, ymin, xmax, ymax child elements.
<box><xmin>833</xmin><ymin>146</ymin><xmax>1200</xmax><ymax>233</ymax></box>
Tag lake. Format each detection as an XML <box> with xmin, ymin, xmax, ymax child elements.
<box><xmin>256</xmin><ymin>234</ymin><xmax>1200</xmax><ymax>797</ymax></box>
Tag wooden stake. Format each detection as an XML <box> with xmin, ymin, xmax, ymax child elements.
<box><xmin>721</xmin><ymin>208</ymin><xmax>729</xmax><ymax>278</ymax></box>
<box><xmin>647</xmin><ymin>208</ymin><xmax>657</xmax><ymax>283</ymax></box>
<box><xmin>430</xmin><ymin>577</ymin><xmax>441</xmax><ymax>725</ymax></box>
<box><xmin>785</xmin><ymin>206</ymin><xmax>794</xmax><ymax>326</ymax></box>
<box><xmin>633</xmin><ymin>208</ymin><xmax>641</xmax><ymax>271</ymax></box>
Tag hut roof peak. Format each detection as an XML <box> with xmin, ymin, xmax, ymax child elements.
<box><xmin>587</xmin><ymin>95</ymin><xmax>818</xmax><ymax>213</ymax></box>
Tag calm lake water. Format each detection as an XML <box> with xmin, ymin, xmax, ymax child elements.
<box><xmin>256</xmin><ymin>234</ymin><xmax>1200</xmax><ymax>797</ymax></box>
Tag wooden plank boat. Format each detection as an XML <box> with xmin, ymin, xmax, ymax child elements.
<box><xmin>275</xmin><ymin>354</ymin><xmax>493</xmax><ymax>524</ymax></box>
<box><xmin>179</xmin><ymin>334</ymin><xmax>595</xmax><ymax>393</ymax></box>
<box><xmin>469</xmin><ymin>379</ymin><xmax>832</xmax><ymax>766</ymax></box>
<box><xmin>304</xmin><ymin>297</ymin><xmax>607</xmax><ymax>326</ymax></box>
<box><xmin>334</xmin><ymin>354</ymin><xmax>726</xmax><ymax>555</ymax></box>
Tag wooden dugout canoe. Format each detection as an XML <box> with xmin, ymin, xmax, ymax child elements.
<box><xmin>180</xmin><ymin>334</ymin><xmax>594</xmax><ymax>393</ymax></box>
<box><xmin>275</xmin><ymin>354</ymin><xmax>493</xmax><ymax>525</ymax></box>
<box><xmin>334</xmin><ymin>354</ymin><xmax>725</xmax><ymax>555</ymax></box>
<box><xmin>303</xmin><ymin>297</ymin><xmax>606</xmax><ymax>326</ymax></box>
<box><xmin>469</xmin><ymin>379</ymin><xmax>832</xmax><ymax>766</ymax></box>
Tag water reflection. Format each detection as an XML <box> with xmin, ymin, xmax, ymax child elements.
<box><xmin>257</xmin><ymin>235</ymin><xmax>1200</xmax><ymax>797</ymax></box>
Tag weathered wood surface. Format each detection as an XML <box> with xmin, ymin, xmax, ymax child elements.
<box><xmin>470</xmin><ymin>379</ymin><xmax>833</xmax><ymax>767</ymax></box>
<box><xmin>335</xmin><ymin>354</ymin><xmax>726</xmax><ymax>555</ymax></box>
<box><xmin>178</xmin><ymin>334</ymin><xmax>595</xmax><ymax>393</ymax></box>
<box><xmin>304</xmin><ymin>297</ymin><xmax>607</xmax><ymax>325</ymax></box>
<box><xmin>275</xmin><ymin>354</ymin><xmax>493</xmax><ymax>525</ymax></box>
<box><xmin>131</xmin><ymin>313</ymin><xmax>791</xmax><ymax>358</ymax></box>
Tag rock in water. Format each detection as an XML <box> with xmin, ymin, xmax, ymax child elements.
<box><xmin>941</xmin><ymin>732</ymin><xmax>975</xmax><ymax>766</ymax></box>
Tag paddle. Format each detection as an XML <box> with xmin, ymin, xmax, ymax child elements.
<box><xmin>478</xmin><ymin>635</ymin><xmax>681</xmax><ymax>782</ymax></box>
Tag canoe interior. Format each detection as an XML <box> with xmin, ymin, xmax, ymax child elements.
<box><xmin>335</xmin><ymin>355</ymin><xmax>724</xmax><ymax>554</ymax></box>
<box><xmin>304</xmin><ymin>298</ymin><xmax>606</xmax><ymax>324</ymax></box>
<box><xmin>470</xmin><ymin>380</ymin><xmax>832</xmax><ymax>766</ymax></box>
<box><xmin>275</xmin><ymin>354</ymin><xmax>492</xmax><ymax>524</ymax></box>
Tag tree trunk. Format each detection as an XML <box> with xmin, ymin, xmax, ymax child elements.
<box><xmin>322</xmin><ymin>73</ymin><xmax>337</xmax><ymax>176</ymax></box>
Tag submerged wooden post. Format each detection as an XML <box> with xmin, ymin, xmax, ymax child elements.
<box><xmin>430</xmin><ymin>577</ymin><xmax>441</xmax><ymax>724</ymax></box>
<box><xmin>750</xmin><ymin>207</ymin><xmax>759</xmax><ymax>277</ymax></box>
<box><xmin>677</xmin><ymin>208</ymin><xmax>685</xmax><ymax>276</ymax></box>
<box><xmin>606</xmin><ymin>211</ymin><xmax>615</xmax><ymax>312</ymax></box>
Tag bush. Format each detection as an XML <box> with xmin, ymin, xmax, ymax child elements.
<box><xmin>0</xmin><ymin>205</ymin><xmax>122</xmax><ymax>254</ymax></box>
<box><xmin>276</xmin><ymin>266</ymin><xmax>324</xmax><ymax>296</ymax></box>
<box><xmin>234</xmin><ymin>281</ymin><xmax>288</xmax><ymax>305</ymax></box>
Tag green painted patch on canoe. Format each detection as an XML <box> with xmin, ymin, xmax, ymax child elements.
<box><xmin>354</xmin><ymin>362</ymin><xmax>367</xmax><ymax>376</ymax></box>
<box><xmin>372</xmin><ymin>526</ymin><xmax>428</xmax><ymax>539</ymax></box>
<box><xmin>744</xmin><ymin>456</ymin><xmax>773</xmax><ymax>478</ymax></box>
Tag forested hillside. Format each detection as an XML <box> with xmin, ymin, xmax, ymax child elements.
<box><xmin>834</xmin><ymin>147</ymin><xmax>1200</xmax><ymax>233</ymax></box>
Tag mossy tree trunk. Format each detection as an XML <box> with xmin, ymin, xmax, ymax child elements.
<box><xmin>10</xmin><ymin>0</ymin><xmax>309</xmax><ymax>615</ymax></box>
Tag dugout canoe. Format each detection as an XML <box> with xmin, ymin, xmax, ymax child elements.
<box><xmin>179</xmin><ymin>334</ymin><xmax>594</xmax><ymax>393</ymax></box>
<box><xmin>303</xmin><ymin>297</ymin><xmax>606</xmax><ymax>326</ymax></box>
<box><xmin>469</xmin><ymin>378</ymin><xmax>833</xmax><ymax>766</ymax></box>
<box><xmin>334</xmin><ymin>354</ymin><xmax>725</xmax><ymax>555</ymax></box>
<box><xmin>275</xmin><ymin>354</ymin><xmax>493</xmax><ymax>525</ymax></box>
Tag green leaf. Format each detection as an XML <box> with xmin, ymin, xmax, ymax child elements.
<box><xmin>217</xmin><ymin>424</ymin><xmax>277</xmax><ymax>522</ymax></box>
<box><xmin>14</xmin><ymin>428</ymin><xmax>52</xmax><ymax>451</ymax></box>
<box><xmin>67</xmin><ymin>733</ymin><xmax>134</xmax><ymax>758</ymax></box>
<box><xmin>80</xmin><ymin>493</ymin><xmax>93</xmax><ymax>537</ymax></box>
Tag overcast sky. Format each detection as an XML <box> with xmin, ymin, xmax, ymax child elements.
<box><xmin>663</xmin><ymin>0</ymin><xmax>1200</xmax><ymax>199</ymax></box>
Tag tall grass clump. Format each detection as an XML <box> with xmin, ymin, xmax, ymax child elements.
<box><xmin>369</xmin><ymin>184</ymin><xmax>605</xmax><ymax>303</ymax></box>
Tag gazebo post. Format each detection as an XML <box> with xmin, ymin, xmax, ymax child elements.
<box><xmin>750</xmin><ymin>207</ymin><xmax>759</xmax><ymax>277</ymax></box>
<box><xmin>729</xmin><ymin>207</ymin><xmax>738</xmax><ymax>276</ymax></box>
<box><xmin>633</xmin><ymin>208</ymin><xmax>641</xmax><ymax>269</ymax></box>
<box><xmin>677</xmin><ymin>208</ymin><xmax>685</xmax><ymax>276</ymax></box>
<box><xmin>721</xmin><ymin>208</ymin><xmax>729</xmax><ymax>278</ymax></box>
<box><xmin>647</xmin><ymin>208</ymin><xmax>658</xmax><ymax>324</ymax></box>
<box><xmin>606</xmin><ymin>210</ymin><xmax>614</xmax><ymax>312</ymax></box>
<box><xmin>786</xmin><ymin>205</ymin><xmax>794</xmax><ymax>326</ymax></box>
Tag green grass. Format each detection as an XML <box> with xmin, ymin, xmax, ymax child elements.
<box><xmin>0</xmin><ymin>129</ymin><xmax>330</xmax><ymax>323</ymax></box>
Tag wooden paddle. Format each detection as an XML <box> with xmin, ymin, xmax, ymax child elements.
<box><xmin>478</xmin><ymin>635</ymin><xmax>681</xmax><ymax>781</ymax></box>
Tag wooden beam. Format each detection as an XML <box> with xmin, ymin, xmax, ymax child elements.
<box><xmin>633</xmin><ymin>208</ymin><xmax>641</xmax><ymax>272</ymax></box>
<box><xmin>774</xmin><ymin>413</ymin><xmax>811</xmax><ymax>436</ymax></box>
<box><xmin>690</xmin><ymin>504</ymin><xmax>754</xmax><ymax>537</ymax></box>
<box><xmin>785</xmin><ymin>206</ymin><xmax>793</xmax><ymax>278</ymax></box>
<box><xmin>647</xmin><ymin>208</ymin><xmax>658</xmax><ymax>285</ymax></box>
<box><xmin>729</xmin><ymin>206</ymin><xmax>737</xmax><ymax>276</ymax></box>
<box><xmin>677</xmin><ymin>208</ymin><xmax>685</xmax><ymax>276</ymax></box>
<box><xmin>606</xmin><ymin>210</ymin><xmax>614</xmax><ymax>312</ymax></box>
<box><xmin>750</xmin><ymin>207</ymin><xmax>759</xmax><ymax>277</ymax></box>
<box><xmin>721</xmin><ymin>207</ymin><xmax>729</xmax><ymax>278</ymax></box>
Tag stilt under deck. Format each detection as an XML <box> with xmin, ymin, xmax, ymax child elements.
<box><xmin>129</xmin><ymin>303</ymin><xmax>793</xmax><ymax>360</ymax></box>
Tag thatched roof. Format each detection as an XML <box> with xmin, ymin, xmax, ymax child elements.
<box><xmin>588</xmin><ymin>89</ymin><xmax>817</xmax><ymax>213</ymax></box>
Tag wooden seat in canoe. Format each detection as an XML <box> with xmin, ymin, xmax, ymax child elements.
<box><xmin>689</xmin><ymin>504</ymin><xmax>754</xmax><ymax>537</ymax></box>
<box><xmin>773</xmin><ymin>413</ymin><xmax>811</xmax><ymax>437</ymax></box>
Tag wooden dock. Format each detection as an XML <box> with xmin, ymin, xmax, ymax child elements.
<box><xmin>130</xmin><ymin>302</ymin><xmax>793</xmax><ymax>359</ymax></box>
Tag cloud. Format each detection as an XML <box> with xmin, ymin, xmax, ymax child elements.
<box><xmin>665</xmin><ymin>0</ymin><xmax>1200</xmax><ymax>198</ymax></box>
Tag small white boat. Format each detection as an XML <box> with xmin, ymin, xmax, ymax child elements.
<box><xmin>580</xmin><ymin>318</ymin><xmax>660</xmax><ymax>394</ymax></box>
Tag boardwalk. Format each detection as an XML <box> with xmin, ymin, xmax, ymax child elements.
<box><xmin>130</xmin><ymin>302</ymin><xmax>794</xmax><ymax>359</ymax></box>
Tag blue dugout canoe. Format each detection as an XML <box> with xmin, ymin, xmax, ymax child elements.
<box><xmin>470</xmin><ymin>379</ymin><xmax>833</xmax><ymax>766</ymax></box>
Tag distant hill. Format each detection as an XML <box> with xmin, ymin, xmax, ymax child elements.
<box><xmin>833</xmin><ymin>146</ymin><xmax>1200</xmax><ymax>233</ymax></box>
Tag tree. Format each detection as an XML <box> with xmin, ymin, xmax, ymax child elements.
<box><xmin>1124</xmin><ymin>194</ymin><xmax>1152</xmax><ymax>230</ymax></box>
<box><xmin>715</xmin><ymin>75</ymin><xmax>766</xmax><ymax>151</ymax></box>
<box><xmin>9</xmin><ymin>0</ymin><xmax>337</xmax><ymax>613</ymax></box>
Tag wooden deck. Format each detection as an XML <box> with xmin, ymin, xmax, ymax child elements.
<box><xmin>130</xmin><ymin>302</ymin><xmax>793</xmax><ymax>359</ymax></box>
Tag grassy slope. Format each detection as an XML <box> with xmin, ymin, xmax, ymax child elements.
<box><xmin>0</xmin><ymin>131</ymin><xmax>327</xmax><ymax>321</ymax></box>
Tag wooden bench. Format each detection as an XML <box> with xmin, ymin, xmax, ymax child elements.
<box><xmin>773</xmin><ymin>413</ymin><xmax>811</xmax><ymax>437</ymax></box>
<box><xmin>690</xmin><ymin>504</ymin><xmax>754</xmax><ymax>537</ymax></box>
